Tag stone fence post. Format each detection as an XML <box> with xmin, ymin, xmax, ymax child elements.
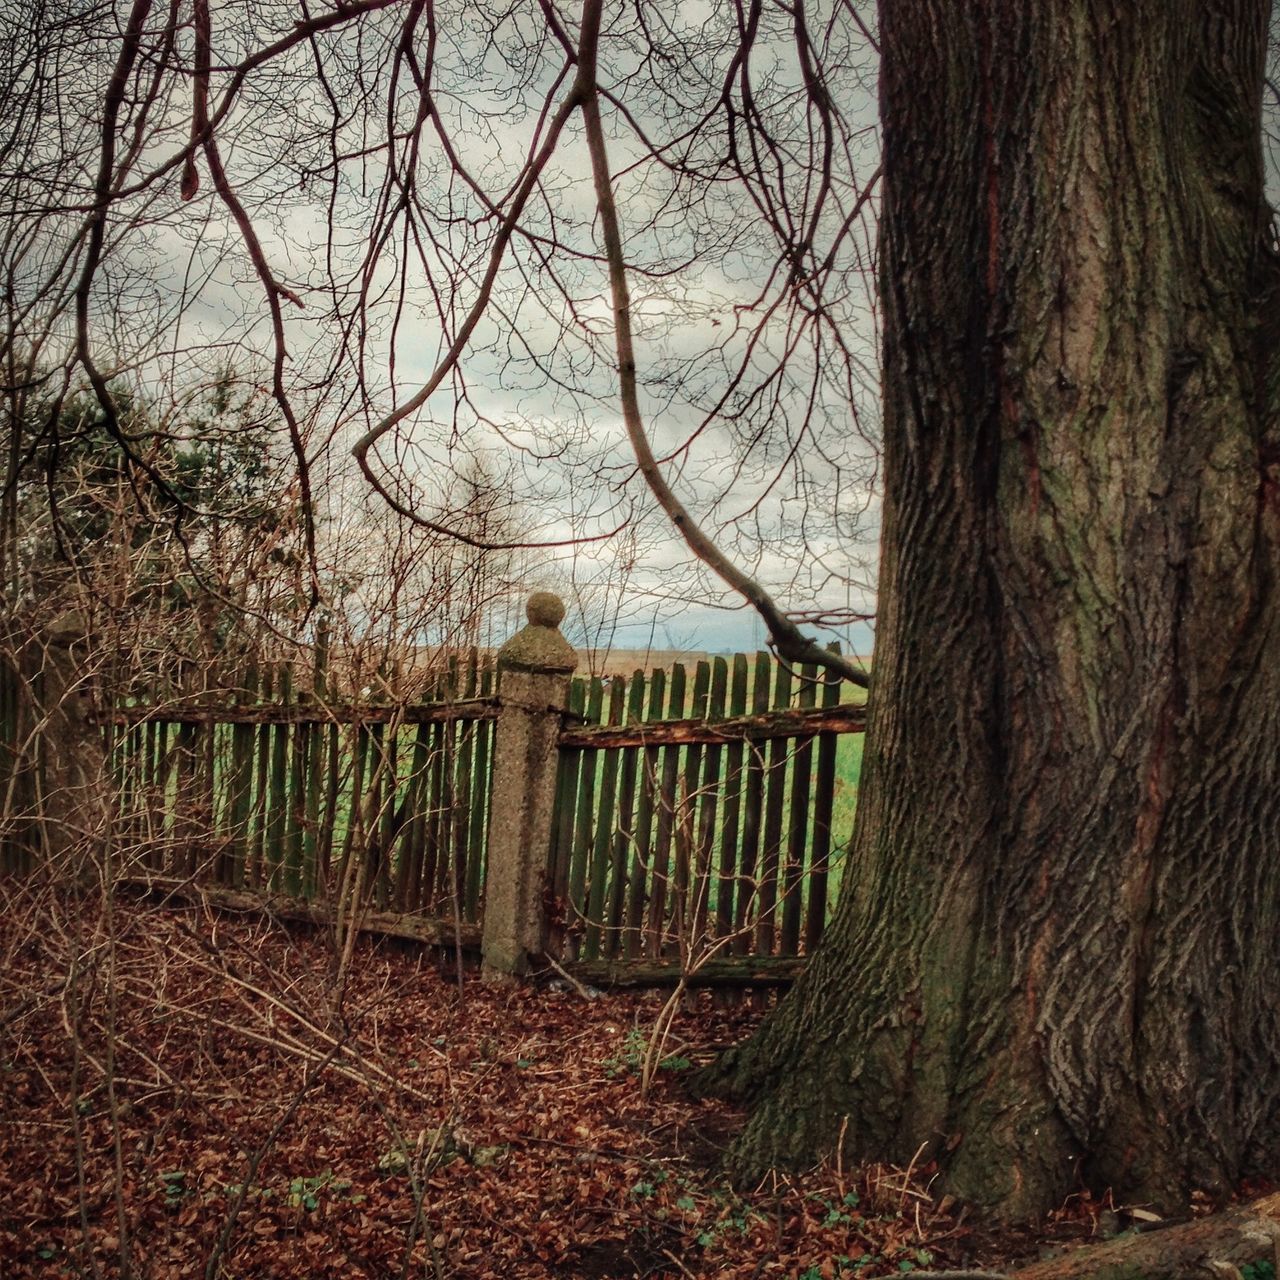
<box><xmin>481</xmin><ymin>592</ymin><xmax>577</xmax><ymax>979</ymax></box>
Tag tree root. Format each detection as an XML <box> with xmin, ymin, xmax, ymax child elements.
<box><xmin>1003</xmin><ymin>1192</ymin><xmax>1280</xmax><ymax>1279</ymax></box>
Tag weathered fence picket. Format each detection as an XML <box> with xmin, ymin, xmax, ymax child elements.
<box><xmin>648</xmin><ymin>662</ymin><xmax>683</xmax><ymax>953</ymax></box>
<box><xmin>780</xmin><ymin>662</ymin><xmax>818</xmax><ymax>955</ymax></box>
<box><xmin>757</xmin><ymin>656</ymin><xmax>790</xmax><ymax>955</ymax></box>
<box><xmin>807</xmin><ymin>668</ymin><xmax>842</xmax><ymax>949</ymax></box>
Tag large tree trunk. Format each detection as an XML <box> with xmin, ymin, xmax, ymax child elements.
<box><xmin>708</xmin><ymin>1</ymin><xmax>1280</xmax><ymax>1219</ymax></box>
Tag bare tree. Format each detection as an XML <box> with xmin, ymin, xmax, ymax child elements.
<box><xmin>2</xmin><ymin>0</ymin><xmax>882</xmax><ymax>681</ymax></box>
<box><xmin>706</xmin><ymin>0</ymin><xmax>1280</xmax><ymax>1224</ymax></box>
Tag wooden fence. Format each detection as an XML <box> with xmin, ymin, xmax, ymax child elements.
<box><xmin>549</xmin><ymin>652</ymin><xmax>865</xmax><ymax>968</ymax></box>
<box><xmin>0</xmin><ymin>644</ymin><xmax>40</xmax><ymax>872</ymax></box>
<box><xmin>0</xmin><ymin>615</ymin><xmax>868</xmax><ymax>983</ymax></box>
<box><xmin>102</xmin><ymin>657</ymin><xmax>498</xmax><ymax>925</ymax></box>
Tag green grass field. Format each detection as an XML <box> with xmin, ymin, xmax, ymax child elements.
<box><xmin>826</xmin><ymin>732</ymin><xmax>865</xmax><ymax>914</ymax></box>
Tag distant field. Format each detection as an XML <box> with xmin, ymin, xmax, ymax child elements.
<box><xmin>582</xmin><ymin>647</ymin><xmax>873</xmax><ymax>683</ymax></box>
<box><xmin>828</xmin><ymin>732</ymin><xmax>865</xmax><ymax>910</ymax></box>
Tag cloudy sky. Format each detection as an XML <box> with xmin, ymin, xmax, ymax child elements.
<box><xmin>20</xmin><ymin>0</ymin><xmax>881</xmax><ymax>659</ymax></box>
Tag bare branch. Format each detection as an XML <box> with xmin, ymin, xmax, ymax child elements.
<box><xmin>577</xmin><ymin>0</ymin><xmax>870</xmax><ymax>686</ymax></box>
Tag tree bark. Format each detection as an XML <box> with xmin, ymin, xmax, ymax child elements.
<box><xmin>705</xmin><ymin>1</ymin><xmax>1280</xmax><ymax>1220</ymax></box>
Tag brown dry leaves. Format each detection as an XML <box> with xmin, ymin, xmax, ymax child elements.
<box><xmin>0</xmin><ymin>888</ymin><xmax>977</xmax><ymax>1279</ymax></box>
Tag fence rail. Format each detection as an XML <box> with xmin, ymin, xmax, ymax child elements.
<box><xmin>558</xmin><ymin>700</ymin><xmax>865</xmax><ymax>748</ymax></box>
<box><xmin>101</xmin><ymin>698</ymin><xmax>501</xmax><ymax>727</ymax></box>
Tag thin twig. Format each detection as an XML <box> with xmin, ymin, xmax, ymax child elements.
<box><xmin>543</xmin><ymin>951</ymin><xmax>599</xmax><ymax>1001</ymax></box>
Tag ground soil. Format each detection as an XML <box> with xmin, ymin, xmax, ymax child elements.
<box><xmin>0</xmin><ymin>890</ymin><xmax>1233</xmax><ymax>1278</ymax></box>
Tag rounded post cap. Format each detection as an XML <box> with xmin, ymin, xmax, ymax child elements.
<box><xmin>526</xmin><ymin>591</ymin><xmax>566</xmax><ymax>629</ymax></box>
<box><xmin>498</xmin><ymin>592</ymin><xmax>577</xmax><ymax>673</ymax></box>
<box><xmin>46</xmin><ymin>611</ymin><xmax>88</xmax><ymax>644</ymax></box>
